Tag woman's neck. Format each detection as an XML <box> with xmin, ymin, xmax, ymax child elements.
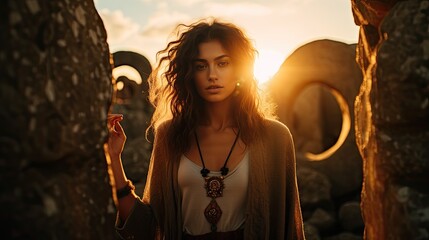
<box><xmin>201</xmin><ymin>101</ymin><xmax>235</xmax><ymax>132</ymax></box>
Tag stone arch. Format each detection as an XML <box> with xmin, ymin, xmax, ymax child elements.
<box><xmin>268</xmin><ymin>39</ymin><xmax>364</xmax><ymax>238</ymax></box>
<box><xmin>269</xmin><ymin>41</ymin><xmax>363</xmax><ymax>191</ymax></box>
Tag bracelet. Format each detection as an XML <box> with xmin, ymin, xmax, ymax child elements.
<box><xmin>116</xmin><ymin>180</ymin><xmax>135</xmax><ymax>199</ymax></box>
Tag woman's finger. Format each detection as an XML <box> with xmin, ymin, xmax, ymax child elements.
<box><xmin>114</xmin><ymin>121</ymin><xmax>125</xmax><ymax>136</ymax></box>
<box><xmin>108</xmin><ymin>114</ymin><xmax>123</xmax><ymax>129</ymax></box>
<box><xmin>108</xmin><ymin>113</ymin><xmax>123</xmax><ymax>119</ymax></box>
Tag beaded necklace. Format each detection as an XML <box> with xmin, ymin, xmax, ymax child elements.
<box><xmin>194</xmin><ymin>129</ymin><xmax>240</xmax><ymax>233</ymax></box>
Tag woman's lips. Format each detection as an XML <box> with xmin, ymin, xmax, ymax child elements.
<box><xmin>206</xmin><ymin>85</ymin><xmax>223</xmax><ymax>89</ymax></box>
<box><xmin>206</xmin><ymin>85</ymin><xmax>223</xmax><ymax>93</ymax></box>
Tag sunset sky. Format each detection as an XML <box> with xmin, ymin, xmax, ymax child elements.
<box><xmin>94</xmin><ymin>0</ymin><xmax>359</xmax><ymax>84</ymax></box>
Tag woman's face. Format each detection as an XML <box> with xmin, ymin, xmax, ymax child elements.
<box><xmin>193</xmin><ymin>40</ymin><xmax>237</xmax><ymax>104</ymax></box>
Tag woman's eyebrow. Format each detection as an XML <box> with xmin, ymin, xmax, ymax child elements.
<box><xmin>193</xmin><ymin>59</ymin><xmax>207</xmax><ymax>63</ymax></box>
<box><xmin>214</xmin><ymin>55</ymin><xmax>230</xmax><ymax>60</ymax></box>
<box><xmin>193</xmin><ymin>55</ymin><xmax>230</xmax><ymax>62</ymax></box>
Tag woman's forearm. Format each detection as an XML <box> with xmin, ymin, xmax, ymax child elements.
<box><xmin>110</xmin><ymin>154</ymin><xmax>138</xmax><ymax>221</ymax></box>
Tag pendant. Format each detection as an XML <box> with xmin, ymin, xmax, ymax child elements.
<box><xmin>204</xmin><ymin>176</ymin><xmax>225</xmax><ymax>198</ymax></box>
<box><xmin>204</xmin><ymin>176</ymin><xmax>225</xmax><ymax>232</ymax></box>
<box><xmin>204</xmin><ymin>199</ymin><xmax>222</xmax><ymax>231</ymax></box>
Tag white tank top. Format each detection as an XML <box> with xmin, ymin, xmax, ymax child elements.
<box><xmin>178</xmin><ymin>151</ymin><xmax>249</xmax><ymax>235</ymax></box>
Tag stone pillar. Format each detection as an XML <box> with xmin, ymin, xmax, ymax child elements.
<box><xmin>0</xmin><ymin>0</ymin><xmax>116</xmax><ymax>238</ymax></box>
<box><xmin>352</xmin><ymin>0</ymin><xmax>429</xmax><ymax>239</ymax></box>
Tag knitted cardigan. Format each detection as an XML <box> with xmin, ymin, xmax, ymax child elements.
<box><xmin>116</xmin><ymin>119</ymin><xmax>305</xmax><ymax>240</ymax></box>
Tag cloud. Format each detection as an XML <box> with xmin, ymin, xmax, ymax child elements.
<box><xmin>172</xmin><ymin>0</ymin><xmax>208</xmax><ymax>6</ymax></box>
<box><xmin>140</xmin><ymin>10</ymin><xmax>192</xmax><ymax>38</ymax></box>
<box><xmin>136</xmin><ymin>0</ymin><xmax>276</xmax><ymax>62</ymax></box>
<box><xmin>139</xmin><ymin>1</ymin><xmax>272</xmax><ymax>38</ymax></box>
<box><xmin>204</xmin><ymin>2</ymin><xmax>272</xmax><ymax>17</ymax></box>
<box><xmin>101</xmin><ymin>0</ymin><xmax>358</xmax><ymax>67</ymax></box>
<box><xmin>98</xmin><ymin>9</ymin><xmax>140</xmax><ymax>44</ymax></box>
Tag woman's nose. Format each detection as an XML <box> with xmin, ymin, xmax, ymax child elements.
<box><xmin>208</xmin><ymin>66</ymin><xmax>218</xmax><ymax>81</ymax></box>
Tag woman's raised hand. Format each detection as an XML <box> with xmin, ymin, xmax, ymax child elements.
<box><xmin>107</xmin><ymin>114</ymin><xmax>127</xmax><ymax>158</ymax></box>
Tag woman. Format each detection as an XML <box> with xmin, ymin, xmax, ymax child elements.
<box><xmin>108</xmin><ymin>19</ymin><xmax>305</xmax><ymax>240</ymax></box>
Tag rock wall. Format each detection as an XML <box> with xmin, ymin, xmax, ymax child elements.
<box><xmin>352</xmin><ymin>0</ymin><xmax>429</xmax><ymax>239</ymax></box>
<box><xmin>0</xmin><ymin>0</ymin><xmax>116</xmax><ymax>238</ymax></box>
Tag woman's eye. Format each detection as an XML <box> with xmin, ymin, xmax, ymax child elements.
<box><xmin>195</xmin><ymin>64</ymin><xmax>207</xmax><ymax>71</ymax></box>
<box><xmin>218</xmin><ymin>61</ymin><xmax>229</xmax><ymax>67</ymax></box>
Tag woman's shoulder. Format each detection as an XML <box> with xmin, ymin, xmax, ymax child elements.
<box><xmin>262</xmin><ymin>118</ymin><xmax>292</xmax><ymax>136</ymax></box>
<box><xmin>152</xmin><ymin>119</ymin><xmax>173</xmax><ymax>142</ymax></box>
<box><xmin>155</xmin><ymin>119</ymin><xmax>173</xmax><ymax>134</ymax></box>
<box><xmin>260</xmin><ymin>118</ymin><xmax>295</xmax><ymax>149</ymax></box>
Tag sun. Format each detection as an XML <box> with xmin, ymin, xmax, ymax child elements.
<box><xmin>254</xmin><ymin>49</ymin><xmax>285</xmax><ymax>86</ymax></box>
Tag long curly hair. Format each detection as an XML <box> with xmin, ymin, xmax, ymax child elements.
<box><xmin>148</xmin><ymin>18</ymin><xmax>275</xmax><ymax>154</ymax></box>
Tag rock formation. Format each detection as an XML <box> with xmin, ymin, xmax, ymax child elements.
<box><xmin>0</xmin><ymin>0</ymin><xmax>116</xmax><ymax>238</ymax></box>
<box><xmin>268</xmin><ymin>39</ymin><xmax>364</xmax><ymax>239</ymax></box>
<box><xmin>352</xmin><ymin>0</ymin><xmax>429</xmax><ymax>239</ymax></box>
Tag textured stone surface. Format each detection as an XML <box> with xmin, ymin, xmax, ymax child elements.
<box><xmin>353</xmin><ymin>0</ymin><xmax>429</xmax><ymax>239</ymax></box>
<box><xmin>351</xmin><ymin>0</ymin><xmax>396</xmax><ymax>71</ymax></box>
<box><xmin>306</xmin><ymin>208</ymin><xmax>337</xmax><ymax>233</ymax></box>
<box><xmin>338</xmin><ymin>201</ymin><xmax>364</xmax><ymax>232</ymax></box>
<box><xmin>303</xmin><ymin>223</ymin><xmax>321</xmax><ymax>240</ymax></box>
<box><xmin>0</xmin><ymin>0</ymin><xmax>115</xmax><ymax>238</ymax></box>
<box><xmin>324</xmin><ymin>232</ymin><xmax>363</xmax><ymax>240</ymax></box>
<box><xmin>297</xmin><ymin>167</ymin><xmax>332</xmax><ymax>209</ymax></box>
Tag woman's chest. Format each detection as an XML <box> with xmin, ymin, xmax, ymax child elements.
<box><xmin>185</xmin><ymin>133</ymin><xmax>247</xmax><ymax>171</ymax></box>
